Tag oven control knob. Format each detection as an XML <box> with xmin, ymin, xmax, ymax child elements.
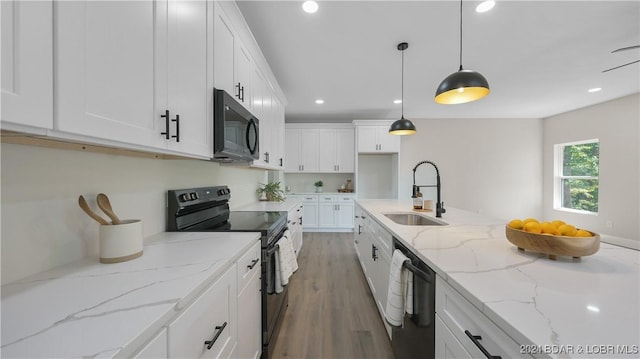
<box><xmin>190</xmin><ymin>192</ymin><xmax>198</xmax><ymax>200</ymax></box>
<box><xmin>179</xmin><ymin>193</ymin><xmax>191</xmax><ymax>202</ymax></box>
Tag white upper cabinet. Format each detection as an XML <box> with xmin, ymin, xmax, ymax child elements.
<box><xmin>213</xmin><ymin>2</ymin><xmax>251</xmax><ymax>109</ymax></box>
<box><xmin>54</xmin><ymin>0</ymin><xmax>212</xmax><ymax>158</ymax></box>
<box><xmin>1</xmin><ymin>0</ymin><xmax>53</xmax><ymax>132</ymax></box>
<box><xmin>355</xmin><ymin>122</ymin><xmax>400</xmax><ymax>153</ymax></box>
<box><xmin>165</xmin><ymin>0</ymin><xmax>212</xmax><ymax>157</ymax></box>
<box><xmin>55</xmin><ymin>1</ymin><xmax>163</xmax><ymax>149</ymax></box>
<box><xmin>286</xmin><ymin>125</ymin><xmax>354</xmax><ymax>173</ymax></box>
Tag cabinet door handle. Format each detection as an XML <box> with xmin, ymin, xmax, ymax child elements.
<box><xmin>372</xmin><ymin>244</ymin><xmax>378</xmax><ymax>261</ymax></box>
<box><xmin>247</xmin><ymin>258</ymin><xmax>260</xmax><ymax>270</ymax></box>
<box><xmin>171</xmin><ymin>114</ymin><xmax>180</xmax><ymax>142</ymax></box>
<box><xmin>299</xmin><ymin>217</ymin><xmax>302</xmax><ymax>225</ymax></box>
<box><xmin>236</xmin><ymin>82</ymin><xmax>242</xmax><ymax>99</ymax></box>
<box><xmin>240</xmin><ymin>86</ymin><xmax>245</xmax><ymax>102</ymax></box>
<box><xmin>204</xmin><ymin>322</ymin><xmax>228</xmax><ymax>350</ymax></box>
<box><xmin>464</xmin><ymin>330</ymin><xmax>502</xmax><ymax>359</ymax></box>
<box><xmin>160</xmin><ymin>110</ymin><xmax>170</xmax><ymax>139</ymax></box>
<box><xmin>358</xmin><ymin>224</ymin><xmax>362</xmax><ymax>235</ymax></box>
<box><xmin>280</xmin><ymin>158</ymin><xmax>283</xmax><ymax>167</ymax></box>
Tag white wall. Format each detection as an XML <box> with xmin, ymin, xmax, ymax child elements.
<box><xmin>0</xmin><ymin>143</ymin><xmax>267</xmax><ymax>284</ymax></box>
<box><xmin>399</xmin><ymin>118</ymin><xmax>544</xmax><ymax>221</ymax></box>
<box><xmin>542</xmin><ymin>94</ymin><xmax>639</xmax><ymax>245</ymax></box>
<box><xmin>357</xmin><ymin>154</ymin><xmax>398</xmax><ymax>199</ymax></box>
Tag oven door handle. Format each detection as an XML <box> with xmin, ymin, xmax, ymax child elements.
<box><xmin>266</xmin><ymin>244</ymin><xmax>280</xmax><ymax>257</ymax></box>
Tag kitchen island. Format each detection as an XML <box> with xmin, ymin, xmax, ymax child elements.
<box><xmin>356</xmin><ymin>199</ymin><xmax>639</xmax><ymax>358</ymax></box>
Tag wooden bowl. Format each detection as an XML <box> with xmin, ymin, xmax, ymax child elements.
<box><xmin>505</xmin><ymin>226</ymin><xmax>600</xmax><ymax>260</ymax></box>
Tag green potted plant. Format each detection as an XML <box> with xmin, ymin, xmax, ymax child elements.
<box><xmin>314</xmin><ymin>180</ymin><xmax>324</xmax><ymax>193</ymax></box>
<box><xmin>256</xmin><ymin>182</ymin><xmax>285</xmax><ymax>202</ymax></box>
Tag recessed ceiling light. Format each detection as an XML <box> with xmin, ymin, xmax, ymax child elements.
<box><xmin>588</xmin><ymin>87</ymin><xmax>602</xmax><ymax>93</ymax></box>
<box><xmin>394</xmin><ymin>99</ymin><xmax>402</xmax><ymax>104</ymax></box>
<box><xmin>315</xmin><ymin>99</ymin><xmax>324</xmax><ymax>104</ymax></box>
<box><xmin>587</xmin><ymin>305</ymin><xmax>600</xmax><ymax>313</ymax></box>
<box><xmin>302</xmin><ymin>1</ymin><xmax>318</xmax><ymax>14</ymax></box>
<box><xmin>476</xmin><ymin>0</ymin><xmax>495</xmax><ymax>13</ymax></box>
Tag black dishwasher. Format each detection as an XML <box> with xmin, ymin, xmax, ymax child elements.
<box><xmin>391</xmin><ymin>237</ymin><xmax>436</xmax><ymax>359</ymax></box>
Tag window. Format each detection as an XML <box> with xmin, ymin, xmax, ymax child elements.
<box><xmin>555</xmin><ymin>139</ymin><xmax>599</xmax><ymax>213</ymax></box>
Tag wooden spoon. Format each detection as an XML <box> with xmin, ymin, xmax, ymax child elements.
<box><xmin>97</xmin><ymin>193</ymin><xmax>122</xmax><ymax>225</ymax></box>
<box><xmin>78</xmin><ymin>195</ymin><xmax>110</xmax><ymax>225</ymax></box>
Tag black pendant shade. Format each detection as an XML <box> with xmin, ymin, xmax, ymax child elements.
<box><xmin>389</xmin><ymin>42</ymin><xmax>417</xmax><ymax>136</ymax></box>
<box><xmin>435</xmin><ymin>0</ymin><xmax>490</xmax><ymax>105</ymax></box>
<box><xmin>389</xmin><ymin>117</ymin><xmax>417</xmax><ymax>135</ymax></box>
<box><xmin>435</xmin><ymin>67</ymin><xmax>490</xmax><ymax>104</ymax></box>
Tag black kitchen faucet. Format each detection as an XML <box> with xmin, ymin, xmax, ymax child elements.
<box><xmin>412</xmin><ymin>160</ymin><xmax>446</xmax><ymax>218</ymax></box>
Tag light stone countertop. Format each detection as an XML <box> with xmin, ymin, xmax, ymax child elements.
<box><xmin>235</xmin><ymin>197</ymin><xmax>302</xmax><ymax>212</ymax></box>
<box><xmin>356</xmin><ymin>199</ymin><xmax>640</xmax><ymax>359</ymax></box>
<box><xmin>0</xmin><ymin>231</ymin><xmax>260</xmax><ymax>358</ymax></box>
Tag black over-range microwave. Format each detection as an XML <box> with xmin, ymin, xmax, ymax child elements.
<box><xmin>213</xmin><ymin>88</ymin><xmax>259</xmax><ymax>162</ymax></box>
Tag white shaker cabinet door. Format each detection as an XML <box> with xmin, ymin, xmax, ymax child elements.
<box><xmin>284</xmin><ymin>128</ymin><xmax>301</xmax><ymax>172</ymax></box>
<box><xmin>213</xmin><ymin>2</ymin><xmax>236</xmax><ymax>97</ymax></box>
<box><xmin>357</xmin><ymin>126</ymin><xmax>378</xmax><ymax>153</ymax></box>
<box><xmin>376</xmin><ymin>126</ymin><xmax>400</xmax><ymax>153</ymax></box>
<box><xmin>318</xmin><ymin>129</ymin><xmax>338</xmax><ymax>172</ymax></box>
<box><xmin>55</xmin><ymin>1</ymin><xmax>164</xmax><ymax>148</ymax></box>
<box><xmin>299</xmin><ymin>130</ymin><xmax>319</xmax><ymax>172</ymax></box>
<box><xmin>1</xmin><ymin>0</ymin><xmax>53</xmax><ymax>131</ymax></box>
<box><xmin>165</xmin><ymin>0</ymin><xmax>212</xmax><ymax>157</ymax></box>
<box><xmin>336</xmin><ymin>128</ymin><xmax>355</xmax><ymax>172</ymax></box>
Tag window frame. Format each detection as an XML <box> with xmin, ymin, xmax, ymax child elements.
<box><xmin>553</xmin><ymin>139</ymin><xmax>600</xmax><ymax>215</ymax></box>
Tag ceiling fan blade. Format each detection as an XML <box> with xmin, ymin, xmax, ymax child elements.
<box><xmin>602</xmin><ymin>60</ymin><xmax>640</xmax><ymax>73</ymax></box>
<box><xmin>612</xmin><ymin>45</ymin><xmax>640</xmax><ymax>53</ymax></box>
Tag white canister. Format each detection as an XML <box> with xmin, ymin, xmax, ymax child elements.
<box><xmin>99</xmin><ymin>219</ymin><xmax>143</xmax><ymax>263</ymax></box>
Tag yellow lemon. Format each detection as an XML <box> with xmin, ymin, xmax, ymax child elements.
<box><xmin>551</xmin><ymin>220</ymin><xmax>566</xmax><ymax>228</ymax></box>
<box><xmin>523</xmin><ymin>218</ymin><xmax>539</xmax><ymax>225</ymax></box>
<box><xmin>508</xmin><ymin>219</ymin><xmax>524</xmax><ymax>230</ymax></box>
<box><xmin>558</xmin><ymin>224</ymin><xmax>578</xmax><ymax>237</ymax></box>
<box><xmin>524</xmin><ymin>221</ymin><xmax>542</xmax><ymax>234</ymax></box>
<box><xmin>576</xmin><ymin>229</ymin><xmax>593</xmax><ymax>237</ymax></box>
<box><xmin>540</xmin><ymin>222</ymin><xmax>558</xmax><ymax>235</ymax></box>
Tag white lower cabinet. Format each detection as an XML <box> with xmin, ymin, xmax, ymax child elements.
<box><xmin>288</xmin><ymin>203</ymin><xmax>304</xmax><ymax>256</ymax></box>
<box><xmin>310</xmin><ymin>194</ymin><xmax>355</xmax><ymax>230</ymax></box>
<box><xmin>134</xmin><ymin>328</ymin><xmax>168</xmax><ymax>358</ymax></box>
<box><xmin>436</xmin><ymin>275</ymin><xmax>532</xmax><ymax>359</ymax></box>
<box><xmin>168</xmin><ymin>263</ymin><xmax>237</xmax><ymax>358</ymax></box>
<box><xmin>236</xmin><ymin>242</ymin><xmax>261</xmax><ymax>359</ymax></box>
<box><xmin>353</xmin><ymin>204</ymin><xmax>392</xmax><ymax>338</ymax></box>
<box><xmin>301</xmin><ymin>195</ymin><xmax>319</xmax><ymax>229</ymax></box>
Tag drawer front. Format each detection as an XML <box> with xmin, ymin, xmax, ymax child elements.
<box><xmin>436</xmin><ymin>276</ymin><xmax>530</xmax><ymax>359</ymax></box>
<box><xmin>319</xmin><ymin>195</ymin><xmax>338</xmax><ymax>202</ymax></box>
<box><xmin>435</xmin><ymin>315</ymin><xmax>473</xmax><ymax>359</ymax></box>
<box><xmin>338</xmin><ymin>195</ymin><xmax>354</xmax><ymax>202</ymax></box>
<box><xmin>302</xmin><ymin>195</ymin><xmax>318</xmax><ymax>203</ymax></box>
<box><xmin>168</xmin><ymin>264</ymin><xmax>237</xmax><ymax>358</ymax></box>
<box><xmin>237</xmin><ymin>241</ymin><xmax>261</xmax><ymax>292</ymax></box>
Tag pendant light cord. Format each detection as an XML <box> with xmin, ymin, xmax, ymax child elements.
<box><xmin>459</xmin><ymin>0</ymin><xmax>463</xmax><ymax>71</ymax></box>
<box><xmin>401</xmin><ymin>48</ymin><xmax>405</xmax><ymax>117</ymax></box>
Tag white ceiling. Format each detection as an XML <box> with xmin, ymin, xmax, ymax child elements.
<box><xmin>236</xmin><ymin>0</ymin><xmax>640</xmax><ymax>123</ymax></box>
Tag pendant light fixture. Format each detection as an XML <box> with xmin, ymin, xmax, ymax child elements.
<box><xmin>435</xmin><ymin>0</ymin><xmax>490</xmax><ymax>105</ymax></box>
<box><xmin>389</xmin><ymin>42</ymin><xmax>417</xmax><ymax>135</ymax></box>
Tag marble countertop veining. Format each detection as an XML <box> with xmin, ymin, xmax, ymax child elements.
<box><xmin>0</xmin><ymin>231</ymin><xmax>260</xmax><ymax>358</ymax></box>
<box><xmin>356</xmin><ymin>199</ymin><xmax>640</xmax><ymax>358</ymax></box>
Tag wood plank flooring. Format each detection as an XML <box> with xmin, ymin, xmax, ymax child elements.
<box><xmin>271</xmin><ymin>232</ymin><xmax>394</xmax><ymax>359</ymax></box>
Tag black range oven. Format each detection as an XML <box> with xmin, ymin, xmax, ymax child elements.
<box><xmin>167</xmin><ymin>186</ymin><xmax>288</xmax><ymax>359</ymax></box>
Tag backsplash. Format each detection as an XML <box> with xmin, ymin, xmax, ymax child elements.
<box><xmin>284</xmin><ymin>173</ymin><xmax>354</xmax><ymax>193</ymax></box>
<box><xmin>0</xmin><ymin>143</ymin><xmax>268</xmax><ymax>284</ymax></box>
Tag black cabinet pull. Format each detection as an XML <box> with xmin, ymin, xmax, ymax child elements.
<box><xmin>247</xmin><ymin>258</ymin><xmax>259</xmax><ymax>270</ymax></box>
<box><xmin>299</xmin><ymin>217</ymin><xmax>302</xmax><ymax>225</ymax></box>
<box><xmin>235</xmin><ymin>82</ymin><xmax>242</xmax><ymax>99</ymax></box>
<box><xmin>160</xmin><ymin>110</ymin><xmax>170</xmax><ymax>139</ymax></box>
<box><xmin>358</xmin><ymin>224</ymin><xmax>362</xmax><ymax>235</ymax></box>
<box><xmin>372</xmin><ymin>244</ymin><xmax>378</xmax><ymax>261</ymax></box>
<box><xmin>204</xmin><ymin>322</ymin><xmax>228</xmax><ymax>350</ymax></box>
<box><xmin>240</xmin><ymin>86</ymin><xmax>245</xmax><ymax>102</ymax></box>
<box><xmin>464</xmin><ymin>330</ymin><xmax>502</xmax><ymax>359</ymax></box>
<box><xmin>279</xmin><ymin>158</ymin><xmax>283</xmax><ymax>167</ymax></box>
<box><xmin>172</xmin><ymin>114</ymin><xmax>180</xmax><ymax>142</ymax></box>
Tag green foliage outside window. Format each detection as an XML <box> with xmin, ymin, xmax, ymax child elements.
<box><xmin>561</xmin><ymin>142</ymin><xmax>599</xmax><ymax>212</ymax></box>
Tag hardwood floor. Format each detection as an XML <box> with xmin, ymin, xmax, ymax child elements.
<box><xmin>271</xmin><ymin>232</ymin><xmax>394</xmax><ymax>359</ymax></box>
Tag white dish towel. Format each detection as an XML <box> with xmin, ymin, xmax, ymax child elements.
<box><xmin>385</xmin><ymin>249</ymin><xmax>414</xmax><ymax>327</ymax></box>
<box><xmin>274</xmin><ymin>230</ymin><xmax>298</xmax><ymax>293</ymax></box>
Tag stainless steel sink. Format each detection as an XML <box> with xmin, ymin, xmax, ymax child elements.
<box><xmin>383</xmin><ymin>213</ymin><xmax>448</xmax><ymax>226</ymax></box>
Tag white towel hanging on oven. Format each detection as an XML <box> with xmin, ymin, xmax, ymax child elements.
<box><xmin>385</xmin><ymin>249</ymin><xmax>413</xmax><ymax>327</ymax></box>
<box><xmin>274</xmin><ymin>230</ymin><xmax>298</xmax><ymax>293</ymax></box>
